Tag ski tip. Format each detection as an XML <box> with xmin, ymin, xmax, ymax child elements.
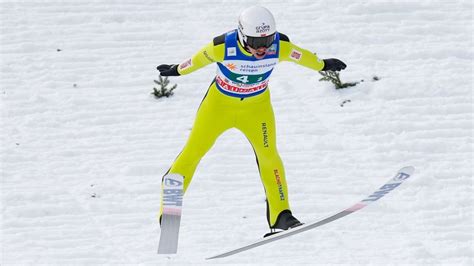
<box><xmin>399</xmin><ymin>166</ymin><xmax>415</xmax><ymax>176</ymax></box>
<box><xmin>164</xmin><ymin>173</ymin><xmax>184</xmax><ymax>182</ymax></box>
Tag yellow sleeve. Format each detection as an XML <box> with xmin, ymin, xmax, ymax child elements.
<box><xmin>176</xmin><ymin>39</ymin><xmax>225</xmax><ymax>75</ymax></box>
<box><xmin>279</xmin><ymin>38</ymin><xmax>325</xmax><ymax>71</ymax></box>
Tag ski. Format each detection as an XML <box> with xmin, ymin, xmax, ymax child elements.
<box><xmin>157</xmin><ymin>174</ymin><xmax>184</xmax><ymax>254</ymax></box>
<box><xmin>206</xmin><ymin>166</ymin><xmax>415</xmax><ymax>260</ymax></box>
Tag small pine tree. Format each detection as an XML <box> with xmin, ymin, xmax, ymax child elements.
<box><xmin>152</xmin><ymin>75</ymin><xmax>177</xmax><ymax>98</ymax></box>
<box><xmin>318</xmin><ymin>70</ymin><xmax>358</xmax><ymax>89</ymax></box>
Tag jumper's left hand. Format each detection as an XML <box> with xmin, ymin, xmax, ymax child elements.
<box><xmin>157</xmin><ymin>64</ymin><xmax>180</xmax><ymax>76</ymax></box>
<box><xmin>321</xmin><ymin>58</ymin><xmax>347</xmax><ymax>71</ymax></box>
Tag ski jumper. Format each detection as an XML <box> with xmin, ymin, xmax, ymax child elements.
<box><xmin>163</xmin><ymin>30</ymin><xmax>325</xmax><ymax>228</ymax></box>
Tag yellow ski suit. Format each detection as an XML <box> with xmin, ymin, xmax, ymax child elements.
<box><xmin>163</xmin><ymin>30</ymin><xmax>325</xmax><ymax>228</ymax></box>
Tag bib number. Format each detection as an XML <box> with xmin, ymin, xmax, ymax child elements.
<box><xmin>236</xmin><ymin>75</ymin><xmax>249</xmax><ymax>83</ymax></box>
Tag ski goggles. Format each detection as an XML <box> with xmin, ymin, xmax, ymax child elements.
<box><xmin>244</xmin><ymin>33</ymin><xmax>275</xmax><ymax>49</ymax></box>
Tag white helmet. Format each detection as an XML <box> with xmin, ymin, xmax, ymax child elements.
<box><xmin>237</xmin><ymin>6</ymin><xmax>276</xmax><ymax>49</ymax></box>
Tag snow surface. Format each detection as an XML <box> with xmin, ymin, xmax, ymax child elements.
<box><xmin>1</xmin><ymin>0</ymin><xmax>473</xmax><ymax>265</ymax></box>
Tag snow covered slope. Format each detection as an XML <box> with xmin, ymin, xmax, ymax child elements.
<box><xmin>1</xmin><ymin>0</ymin><xmax>472</xmax><ymax>265</ymax></box>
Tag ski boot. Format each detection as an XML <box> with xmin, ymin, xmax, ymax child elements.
<box><xmin>264</xmin><ymin>210</ymin><xmax>303</xmax><ymax>237</ymax></box>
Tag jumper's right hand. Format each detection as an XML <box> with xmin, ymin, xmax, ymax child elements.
<box><xmin>321</xmin><ymin>58</ymin><xmax>347</xmax><ymax>72</ymax></box>
<box><xmin>157</xmin><ymin>64</ymin><xmax>180</xmax><ymax>76</ymax></box>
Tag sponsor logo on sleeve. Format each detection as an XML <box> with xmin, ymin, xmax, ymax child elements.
<box><xmin>290</xmin><ymin>49</ymin><xmax>302</xmax><ymax>61</ymax></box>
<box><xmin>203</xmin><ymin>50</ymin><xmax>215</xmax><ymax>62</ymax></box>
<box><xmin>179</xmin><ymin>58</ymin><xmax>192</xmax><ymax>70</ymax></box>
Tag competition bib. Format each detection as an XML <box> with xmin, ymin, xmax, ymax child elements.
<box><xmin>215</xmin><ymin>30</ymin><xmax>280</xmax><ymax>98</ymax></box>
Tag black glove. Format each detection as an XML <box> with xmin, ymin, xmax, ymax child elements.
<box><xmin>322</xmin><ymin>58</ymin><xmax>347</xmax><ymax>71</ymax></box>
<box><xmin>157</xmin><ymin>64</ymin><xmax>180</xmax><ymax>76</ymax></box>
